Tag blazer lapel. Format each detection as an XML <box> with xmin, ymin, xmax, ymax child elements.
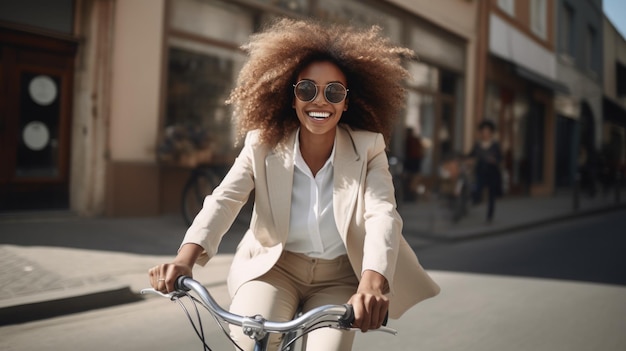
<box><xmin>266</xmin><ymin>133</ymin><xmax>296</xmax><ymax>244</ymax></box>
<box><xmin>333</xmin><ymin>126</ymin><xmax>364</xmax><ymax>241</ymax></box>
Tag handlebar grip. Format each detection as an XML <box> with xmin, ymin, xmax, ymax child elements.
<box><xmin>175</xmin><ymin>276</ymin><xmax>191</xmax><ymax>291</ymax></box>
<box><xmin>341</xmin><ymin>304</ymin><xmax>388</xmax><ymax>327</ymax></box>
<box><xmin>341</xmin><ymin>304</ymin><xmax>354</xmax><ymax>326</ymax></box>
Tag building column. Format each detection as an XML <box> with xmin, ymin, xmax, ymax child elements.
<box><xmin>106</xmin><ymin>0</ymin><xmax>166</xmax><ymax>216</ymax></box>
<box><xmin>473</xmin><ymin>0</ymin><xmax>490</xmax><ymax>135</ymax></box>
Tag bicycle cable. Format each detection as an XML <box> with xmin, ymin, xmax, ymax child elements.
<box><xmin>279</xmin><ymin>318</ymin><xmax>350</xmax><ymax>350</ymax></box>
<box><xmin>176</xmin><ymin>292</ymin><xmax>245</xmax><ymax>351</ymax></box>
<box><xmin>193</xmin><ymin>294</ymin><xmax>245</xmax><ymax>351</ymax></box>
<box><xmin>173</xmin><ymin>292</ymin><xmax>212</xmax><ymax>351</ymax></box>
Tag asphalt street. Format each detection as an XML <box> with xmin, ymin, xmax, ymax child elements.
<box><xmin>1</xmin><ymin>191</ymin><xmax>625</xmax><ymax>350</ymax></box>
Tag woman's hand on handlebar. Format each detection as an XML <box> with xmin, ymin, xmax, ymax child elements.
<box><xmin>148</xmin><ymin>262</ymin><xmax>192</xmax><ymax>293</ymax></box>
<box><xmin>148</xmin><ymin>243</ymin><xmax>204</xmax><ymax>293</ymax></box>
<box><xmin>348</xmin><ymin>270</ymin><xmax>390</xmax><ymax>332</ymax></box>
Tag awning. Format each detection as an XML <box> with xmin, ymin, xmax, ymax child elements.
<box><xmin>515</xmin><ymin>66</ymin><xmax>570</xmax><ymax>94</ymax></box>
<box><xmin>603</xmin><ymin>96</ymin><xmax>626</xmax><ymax>128</ymax></box>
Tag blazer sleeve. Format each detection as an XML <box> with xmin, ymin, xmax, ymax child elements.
<box><xmin>361</xmin><ymin>133</ymin><xmax>402</xmax><ymax>287</ymax></box>
<box><xmin>180</xmin><ymin>132</ymin><xmax>257</xmax><ymax>265</ymax></box>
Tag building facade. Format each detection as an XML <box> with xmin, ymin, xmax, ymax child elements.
<box><xmin>602</xmin><ymin>15</ymin><xmax>626</xmax><ymax>185</ymax></box>
<box><xmin>0</xmin><ymin>0</ymin><xmax>478</xmax><ymax>216</ymax></box>
<box><xmin>4</xmin><ymin>0</ymin><xmax>620</xmax><ymax>217</ymax></box>
<box><xmin>554</xmin><ymin>0</ymin><xmax>604</xmax><ymax>189</ymax></box>
<box><xmin>0</xmin><ymin>0</ymin><xmax>78</xmax><ymax>211</ymax></box>
<box><xmin>475</xmin><ymin>0</ymin><xmax>568</xmax><ymax>196</ymax></box>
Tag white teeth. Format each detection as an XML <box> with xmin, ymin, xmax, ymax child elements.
<box><xmin>308</xmin><ymin>112</ymin><xmax>331</xmax><ymax>119</ymax></box>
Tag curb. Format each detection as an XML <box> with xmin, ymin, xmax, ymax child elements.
<box><xmin>0</xmin><ymin>282</ymin><xmax>140</xmax><ymax>326</ymax></box>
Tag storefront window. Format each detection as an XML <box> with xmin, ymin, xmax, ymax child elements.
<box><xmin>407</xmin><ymin>61</ymin><xmax>439</xmax><ymax>91</ymax></box>
<box><xmin>406</xmin><ymin>90</ymin><xmax>436</xmax><ymax>176</ymax></box>
<box><xmin>163</xmin><ymin>0</ymin><xmax>252</xmax><ymax>163</ymax></box>
<box><xmin>484</xmin><ymin>82</ymin><xmax>533</xmax><ymax>192</ymax></box>
<box><xmin>404</xmin><ymin>62</ymin><xmax>461</xmax><ymax>179</ymax></box>
<box><xmin>164</xmin><ymin>44</ymin><xmax>246</xmax><ymax>161</ymax></box>
<box><xmin>439</xmin><ymin>101</ymin><xmax>454</xmax><ymax>158</ymax></box>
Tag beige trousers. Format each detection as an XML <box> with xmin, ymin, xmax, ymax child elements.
<box><xmin>229</xmin><ymin>250</ymin><xmax>359</xmax><ymax>351</ymax></box>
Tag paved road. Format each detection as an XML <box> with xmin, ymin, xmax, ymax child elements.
<box><xmin>415</xmin><ymin>209</ymin><xmax>626</xmax><ymax>286</ymax></box>
<box><xmin>2</xmin><ymin>210</ymin><xmax>625</xmax><ymax>350</ymax></box>
<box><xmin>1</xmin><ymin>269</ymin><xmax>624</xmax><ymax>351</ymax></box>
<box><xmin>1</xmin><ymin>192</ymin><xmax>625</xmax><ymax>350</ymax></box>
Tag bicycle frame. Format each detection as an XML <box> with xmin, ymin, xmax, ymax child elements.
<box><xmin>142</xmin><ymin>276</ymin><xmax>397</xmax><ymax>351</ymax></box>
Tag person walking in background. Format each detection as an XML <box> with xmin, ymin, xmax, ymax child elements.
<box><xmin>147</xmin><ymin>19</ymin><xmax>439</xmax><ymax>351</ymax></box>
<box><xmin>469</xmin><ymin>120</ymin><xmax>502</xmax><ymax>223</ymax></box>
<box><xmin>578</xmin><ymin>144</ymin><xmax>599</xmax><ymax>198</ymax></box>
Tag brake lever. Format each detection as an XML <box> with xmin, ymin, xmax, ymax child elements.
<box><xmin>140</xmin><ymin>288</ymin><xmax>187</xmax><ymax>300</ymax></box>
<box><xmin>347</xmin><ymin>326</ymin><xmax>398</xmax><ymax>335</ymax></box>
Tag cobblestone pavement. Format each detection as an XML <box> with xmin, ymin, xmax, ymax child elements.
<box><xmin>0</xmin><ymin>247</ymin><xmax>115</xmax><ymax>301</ymax></box>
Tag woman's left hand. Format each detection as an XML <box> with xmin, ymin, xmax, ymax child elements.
<box><xmin>348</xmin><ymin>270</ymin><xmax>390</xmax><ymax>332</ymax></box>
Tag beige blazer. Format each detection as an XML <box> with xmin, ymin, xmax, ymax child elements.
<box><xmin>182</xmin><ymin>124</ymin><xmax>440</xmax><ymax>318</ymax></box>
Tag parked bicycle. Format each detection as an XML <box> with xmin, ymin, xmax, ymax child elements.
<box><xmin>181</xmin><ymin>163</ymin><xmax>253</xmax><ymax>226</ymax></box>
<box><xmin>438</xmin><ymin>154</ymin><xmax>473</xmax><ymax>223</ymax></box>
<box><xmin>142</xmin><ymin>276</ymin><xmax>396</xmax><ymax>351</ymax></box>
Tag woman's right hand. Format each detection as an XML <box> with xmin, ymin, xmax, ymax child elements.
<box><xmin>148</xmin><ymin>262</ymin><xmax>193</xmax><ymax>293</ymax></box>
<box><xmin>148</xmin><ymin>243</ymin><xmax>204</xmax><ymax>293</ymax></box>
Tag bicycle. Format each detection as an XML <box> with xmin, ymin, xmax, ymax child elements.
<box><xmin>142</xmin><ymin>276</ymin><xmax>397</xmax><ymax>351</ymax></box>
<box><xmin>181</xmin><ymin>163</ymin><xmax>253</xmax><ymax>226</ymax></box>
<box><xmin>438</xmin><ymin>154</ymin><xmax>472</xmax><ymax>223</ymax></box>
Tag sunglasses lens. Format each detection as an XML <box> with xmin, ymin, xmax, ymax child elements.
<box><xmin>325</xmin><ymin>83</ymin><xmax>347</xmax><ymax>104</ymax></box>
<box><xmin>294</xmin><ymin>81</ymin><xmax>317</xmax><ymax>102</ymax></box>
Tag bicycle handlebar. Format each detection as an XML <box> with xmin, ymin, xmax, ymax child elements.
<box><xmin>175</xmin><ymin>276</ymin><xmax>354</xmax><ymax>333</ymax></box>
<box><xmin>142</xmin><ymin>276</ymin><xmax>397</xmax><ymax>338</ymax></box>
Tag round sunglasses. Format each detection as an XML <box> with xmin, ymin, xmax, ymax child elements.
<box><xmin>293</xmin><ymin>80</ymin><xmax>348</xmax><ymax>104</ymax></box>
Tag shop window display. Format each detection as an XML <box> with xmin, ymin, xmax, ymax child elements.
<box><xmin>161</xmin><ymin>0</ymin><xmax>252</xmax><ymax>166</ymax></box>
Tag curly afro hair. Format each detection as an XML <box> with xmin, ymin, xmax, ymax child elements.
<box><xmin>227</xmin><ymin>18</ymin><xmax>415</xmax><ymax>147</ymax></box>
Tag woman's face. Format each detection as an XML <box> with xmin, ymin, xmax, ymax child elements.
<box><xmin>293</xmin><ymin>61</ymin><xmax>348</xmax><ymax>140</ymax></box>
<box><xmin>479</xmin><ymin>126</ymin><xmax>493</xmax><ymax>141</ymax></box>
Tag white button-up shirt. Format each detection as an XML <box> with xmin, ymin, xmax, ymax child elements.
<box><xmin>284</xmin><ymin>131</ymin><xmax>347</xmax><ymax>259</ymax></box>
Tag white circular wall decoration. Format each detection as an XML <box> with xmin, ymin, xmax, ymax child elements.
<box><xmin>28</xmin><ymin>75</ymin><xmax>58</xmax><ymax>106</ymax></box>
<box><xmin>22</xmin><ymin>121</ymin><xmax>50</xmax><ymax>151</ymax></box>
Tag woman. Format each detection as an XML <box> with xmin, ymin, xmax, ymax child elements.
<box><xmin>148</xmin><ymin>19</ymin><xmax>439</xmax><ymax>351</ymax></box>
<box><xmin>469</xmin><ymin>120</ymin><xmax>503</xmax><ymax>222</ymax></box>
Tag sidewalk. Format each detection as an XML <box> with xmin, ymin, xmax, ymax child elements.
<box><xmin>399</xmin><ymin>189</ymin><xmax>626</xmax><ymax>240</ymax></box>
<box><xmin>0</xmin><ymin>189</ymin><xmax>624</xmax><ymax>326</ymax></box>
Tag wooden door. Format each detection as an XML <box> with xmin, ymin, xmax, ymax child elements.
<box><xmin>0</xmin><ymin>27</ymin><xmax>76</xmax><ymax>211</ymax></box>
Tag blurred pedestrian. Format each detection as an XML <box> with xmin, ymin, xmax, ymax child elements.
<box><xmin>578</xmin><ymin>144</ymin><xmax>598</xmax><ymax>198</ymax></box>
<box><xmin>469</xmin><ymin>120</ymin><xmax>502</xmax><ymax>223</ymax></box>
<box><xmin>148</xmin><ymin>18</ymin><xmax>439</xmax><ymax>351</ymax></box>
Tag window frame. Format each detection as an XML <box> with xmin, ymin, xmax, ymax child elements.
<box><xmin>530</xmin><ymin>0</ymin><xmax>547</xmax><ymax>40</ymax></box>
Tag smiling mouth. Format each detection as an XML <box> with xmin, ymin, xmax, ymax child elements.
<box><xmin>307</xmin><ymin>111</ymin><xmax>331</xmax><ymax>120</ymax></box>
